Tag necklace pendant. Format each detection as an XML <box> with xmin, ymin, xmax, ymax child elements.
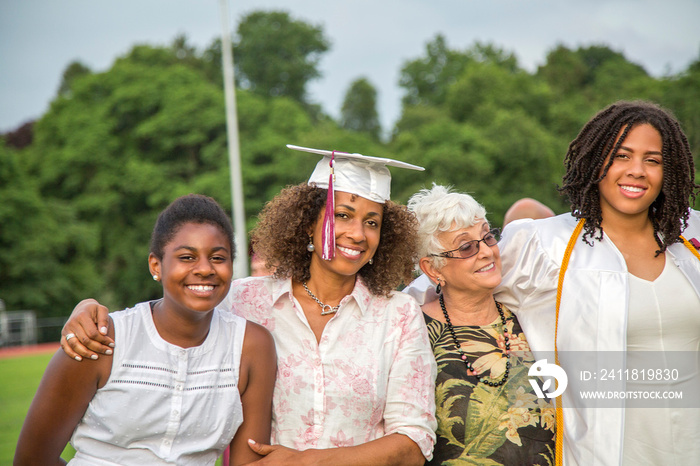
<box><xmin>303</xmin><ymin>281</ymin><xmax>341</xmax><ymax>316</ymax></box>
<box><xmin>440</xmin><ymin>293</ymin><xmax>511</xmax><ymax>386</ymax></box>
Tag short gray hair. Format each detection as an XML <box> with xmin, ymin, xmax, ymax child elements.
<box><xmin>407</xmin><ymin>184</ymin><xmax>487</xmax><ymax>269</ymax></box>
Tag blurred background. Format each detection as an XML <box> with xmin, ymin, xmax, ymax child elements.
<box><xmin>1</xmin><ymin>0</ymin><xmax>700</xmax><ymax>344</ymax></box>
<box><xmin>1</xmin><ymin>0</ymin><xmax>700</xmax><ymax>461</ymax></box>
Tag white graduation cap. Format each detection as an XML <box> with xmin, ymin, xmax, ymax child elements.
<box><xmin>286</xmin><ymin>144</ymin><xmax>425</xmax><ymax>260</ymax></box>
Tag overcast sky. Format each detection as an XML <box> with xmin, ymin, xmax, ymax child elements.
<box><xmin>2</xmin><ymin>0</ymin><xmax>699</xmax><ymax>134</ymax></box>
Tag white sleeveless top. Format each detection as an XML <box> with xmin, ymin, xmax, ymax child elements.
<box><xmin>69</xmin><ymin>302</ymin><xmax>246</xmax><ymax>465</ymax></box>
<box><xmin>623</xmin><ymin>256</ymin><xmax>700</xmax><ymax>465</ymax></box>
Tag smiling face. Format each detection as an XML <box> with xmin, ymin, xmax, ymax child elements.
<box><xmin>434</xmin><ymin>220</ymin><xmax>502</xmax><ymax>296</ymax></box>
<box><xmin>150</xmin><ymin>222</ymin><xmax>233</xmax><ymax>316</ymax></box>
<box><xmin>598</xmin><ymin>123</ymin><xmax>663</xmax><ymax>221</ymax></box>
<box><xmin>309</xmin><ymin>191</ymin><xmax>382</xmax><ymax>279</ymax></box>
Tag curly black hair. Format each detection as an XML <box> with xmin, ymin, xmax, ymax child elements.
<box><xmin>150</xmin><ymin>194</ymin><xmax>235</xmax><ymax>260</ymax></box>
<box><xmin>559</xmin><ymin>100</ymin><xmax>698</xmax><ymax>253</ymax></box>
<box><xmin>251</xmin><ymin>183</ymin><xmax>419</xmax><ymax>296</ymax></box>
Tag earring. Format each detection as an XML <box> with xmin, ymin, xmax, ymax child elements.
<box><xmin>368</xmin><ymin>257</ymin><xmax>373</xmax><ymax>265</ymax></box>
<box><xmin>153</xmin><ymin>274</ymin><xmax>159</xmax><ymax>281</ymax></box>
<box><xmin>435</xmin><ymin>279</ymin><xmax>442</xmax><ymax>295</ymax></box>
<box><xmin>307</xmin><ymin>237</ymin><xmax>315</xmax><ymax>252</ymax></box>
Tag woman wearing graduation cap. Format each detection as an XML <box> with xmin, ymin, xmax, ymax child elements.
<box><xmin>60</xmin><ymin>145</ymin><xmax>438</xmax><ymax>465</ymax></box>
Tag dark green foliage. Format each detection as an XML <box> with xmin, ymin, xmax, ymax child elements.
<box><xmin>0</xmin><ymin>143</ymin><xmax>102</xmax><ymax>317</ymax></box>
<box><xmin>1</xmin><ymin>18</ymin><xmax>698</xmax><ymax>320</ymax></box>
<box><xmin>446</xmin><ymin>61</ymin><xmax>553</xmax><ymax>127</ymax></box>
<box><xmin>399</xmin><ymin>35</ymin><xmax>473</xmax><ymax>108</ymax></box>
<box><xmin>341</xmin><ymin>77</ymin><xmax>381</xmax><ymax>140</ymax></box>
<box><xmin>234</xmin><ymin>10</ymin><xmax>330</xmax><ymax>102</ymax></box>
<box><xmin>659</xmin><ymin>54</ymin><xmax>700</xmax><ymax>164</ymax></box>
<box><xmin>2</xmin><ymin>32</ymin><xmax>328</xmax><ymax>316</ymax></box>
<box><xmin>536</xmin><ymin>44</ymin><xmax>660</xmax><ymax>120</ymax></box>
<box><xmin>57</xmin><ymin>61</ymin><xmax>92</xmax><ymax>97</ymax></box>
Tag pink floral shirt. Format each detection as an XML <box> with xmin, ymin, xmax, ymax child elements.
<box><xmin>221</xmin><ymin>276</ymin><xmax>437</xmax><ymax>460</ymax></box>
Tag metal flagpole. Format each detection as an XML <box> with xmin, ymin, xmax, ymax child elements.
<box><xmin>218</xmin><ymin>0</ymin><xmax>248</xmax><ymax>278</ymax></box>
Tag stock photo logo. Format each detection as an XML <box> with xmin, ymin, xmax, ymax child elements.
<box><xmin>528</xmin><ymin>359</ymin><xmax>568</xmax><ymax>398</ymax></box>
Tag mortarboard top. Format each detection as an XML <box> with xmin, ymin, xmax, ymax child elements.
<box><xmin>286</xmin><ymin>144</ymin><xmax>424</xmax><ymax>260</ymax></box>
<box><xmin>286</xmin><ymin>144</ymin><xmax>424</xmax><ymax>204</ymax></box>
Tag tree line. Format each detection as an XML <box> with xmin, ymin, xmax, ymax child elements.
<box><xmin>2</xmin><ymin>10</ymin><xmax>699</xmax><ymax>320</ymax></box>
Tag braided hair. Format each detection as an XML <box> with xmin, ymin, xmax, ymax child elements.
<box><xmin>559</xmin><ymin>100</ymin><xmax>697</xmax><ymax>254</ymax></box>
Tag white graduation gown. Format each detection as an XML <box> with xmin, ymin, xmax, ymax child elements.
<box><xmin>499</xmin><ymin>212</ymin><xmax>700</xmax><ymax>465</ymax></box>
<box><xmin>404</xmin><ymin>211</ymin><xmax>700</xmax><ymax>465</ymax></box>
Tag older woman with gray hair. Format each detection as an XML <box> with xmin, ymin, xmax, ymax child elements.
<box><xmin>407</xmin><ymin>184</ymin><xmax>554</xmax><ymax>466</ymax></box>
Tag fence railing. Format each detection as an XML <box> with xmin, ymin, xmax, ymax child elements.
<box><xmin>0</xmin><ymin>311</ymin><xmax>68</xmax><ymax>347</ymax></box>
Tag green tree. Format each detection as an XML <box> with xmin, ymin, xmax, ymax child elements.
<box><xmin>57</xmin><ymin>61</ymin><xmax>92</xmax><ymax>97</ymax></box>
<box><xmin>10</xmin><ymin>27</ymin><xmax>699</xmax><ymax>320</ymax></box>
<box><xmin>537</xmin><ymin>44</ymin><xmax>655</xmax><ymax>111</ymax></box>
<box><xmin>399</xmin><ymin>34</ymin><xmax>472</xmax><ymax>108</ymax></box>
<box><xmin>660</xmin><ymin>55</ymin><xmax>700</xmax><ymax>161</ymax></box>
<box><xmin>399</xmin><ymin>37</ymin><xmax>520</xmax><ymax>110</ymax></box>
<box><xmin>340</xmin><ymin>77</ymin><xmax>381</xmax><ymax>140</ymax></box>
<box><xmin>234</xmin><ymin>10</ymin><xmax>330</xmax><ymax>102</ymax></box>
<box><xmin>20</xmin><ymin>39</ymin><xmax>340</xmax><ymax>312</ymax></box>
<box><xmin>390</xmin><ymin>109</ymin><xmax>567</xmax><ymax>224</ymax></box>
<box><xmin>390</xmin><ymin>112</ymin><xmax>490</xmax><ymax>203</ymax></box>
<box><xmin>200</xmin><ymin>38</ymin><xmax>224</xmax><ymax>87</ymax></box>
<box><xmin>446</xmin><ymin>61</ymin><xmax>553</xmax><ymax>127</ymax></box>
<box><xmin>394</xmin><ymin>37</ymin><xmax>571</xmax><ymax>221</ymax></box>
<box><xmin>475</xmin><ymin>109</ymin><xmax>568</xmax><ymax>221</ymax></box>
<box><xmin>467</xmin><ymin>42</ymin><xmax>519</xmax><ymax>73</ymax></box>
<box><xmin>537</xmin><ymin>44</ymin><xmax>588</xmax><ymax>95</ymax></box>
<box><xmin>0</xmin><ymin>142</ymin><xmax>101</xmax><ymax>318</ymax></box>
<box><xmin>170</xmin><ymin>33</ymin><xmax>198</xmax><ymax>62</ymax></box>
<box><xmin>534</xmin><ymin>44</ymin><xmax>669</xmax><ymax>142</ymax></box>
<box><xmin>25</xmin><ymin>48</ymin><xmax>231</xmax><ymax>310</ymax></box>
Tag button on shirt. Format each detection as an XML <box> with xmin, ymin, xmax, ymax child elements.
<box><xmin>69</xmin><ymin>302</ymin><xmax>245</xmax><ymax>465</ymax></box>
<box><xmin>222</xmin><ymin>276</ymin><xmax>437</xmax><ymax>460</ymax></box>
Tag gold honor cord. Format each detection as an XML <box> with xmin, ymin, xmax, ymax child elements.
<box><xmin>554</xmin><ymin>220</ymin><xmax>700</xmax><ymax>466</ymax></box>
<box><xmin>680</xmin><ymin>235</ymin><xmax>700</xmax><ymax>260</ymax></box>
<box><xmin>554</xmin><ymin>218</ymin><xmax>584</xmax><ymax>466</ymax></box>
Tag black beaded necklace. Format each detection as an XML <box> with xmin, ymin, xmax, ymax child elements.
<box><xmin>439</xmin><ymin>293</ymin><xmax>511</xmax><ymax>387</ymax></box>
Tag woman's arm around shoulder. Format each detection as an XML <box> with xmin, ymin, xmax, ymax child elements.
<box><xmin>14</xmin><ymin>318</ymin><xmax>114</xmax><ymax>465</ymax></box>
<box><xmin>229</xmin><ymin>321</ymin><xmax>277</xmax><ymax>466</ymax></box>
<box><xmin>496</xmin><ymin>214</ymin><xmax>571</xmax><ymax>312</ymax></box>
<box><xmin>61</xmin><ymin>298</ymin><xmax>115</xmax><ymax>361</ymax></box>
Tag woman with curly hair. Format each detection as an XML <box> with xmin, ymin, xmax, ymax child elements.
<box><xmin>495</xmin><ymin>100</ymin><xmax>700</xmax><ymax>465</ymax></box>
<box><xmin>60</xmin><ymin>146</ymin><xmax>437</xmax><ymax>465</ymax></box>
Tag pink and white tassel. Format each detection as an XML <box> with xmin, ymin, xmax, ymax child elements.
<box><xmin>321</xmin><ymin>152</ymin><xmax>336</xmax><ymax>260</ymax></box>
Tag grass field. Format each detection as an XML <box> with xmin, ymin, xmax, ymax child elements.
<box><xmin>0</xmin><ymin>351</ymin><xmax>75</xmax><ymax>464</ymax></box>
<box><xmin>0</xmin><ymin>350</ymin><xmax>223</xmax><ymax>464</ymax></box>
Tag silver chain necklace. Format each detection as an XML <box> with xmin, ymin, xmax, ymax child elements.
<box><xmin>302</xmin><ymin>281</ymin><xmax>341</xmax><ymax>316</ymax></box>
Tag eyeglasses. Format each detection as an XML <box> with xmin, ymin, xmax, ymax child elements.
<box><xmin>430</xmin><ymin>228</ymin><xmax>500</xmax><ymax>259</ymax></box>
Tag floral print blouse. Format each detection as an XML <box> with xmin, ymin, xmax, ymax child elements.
<box><xmin>221</xmin><ymin>276</ymin><xmax>437</xmax><ymax>460</ymax></box>
<box><xmin>424</xmin><ymin>305</ymin><xmax>555</xmax><ymax>465</ymax></box>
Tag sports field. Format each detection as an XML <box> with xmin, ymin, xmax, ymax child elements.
<box><xmin>0</xmin><ymin>346</ymin><xmax>75</xmax><ymax>464</ymax></box>
<box><xmin>0</xmin><ymin>345</ymin><xmax>224</xmax><ymax>464</ymax></box>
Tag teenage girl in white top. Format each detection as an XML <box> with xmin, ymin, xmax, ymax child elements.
<box><xmin>15</xmin><ymin>194</ymin><xmax>276</xmax><ymax>465</ymax></box>
<box><xmin>496</xmin><ymin>101</ymin><xmax>700</xmax><ymax>465</ymax></box>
